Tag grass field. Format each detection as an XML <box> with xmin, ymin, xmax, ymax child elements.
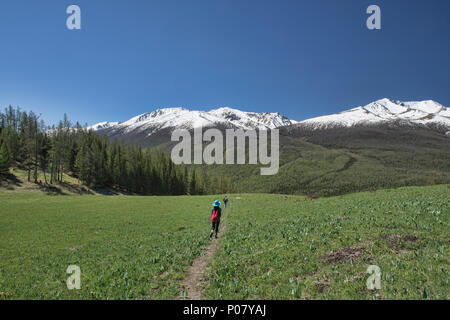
<box><xmin>0</xmin><ymin>193</ymin><xmax>214</xmax><ymax>299</ymax></box>
<box><xmin>204</xmin><ymin>185</ymin><xmax>450</xmax><ymax>299</ymax></box>
<box><xmin>0</xmin><ymin>184</ymin><xmax>449</xmax><ymax>299</ymax></box>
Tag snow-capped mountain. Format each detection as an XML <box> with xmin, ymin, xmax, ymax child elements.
<box><xmin>299</xmin><ymin>98</ymin><xmax>449</xmax><ymax>130</ymax></box>
<box><xmin>89</xmin><ymin>107</ymin><xmax>296</xmax><ymax>134</ymax></box>
<box><xmin>88</xmin><ymin>121</ymin><xmax>119</xmax><ymax>131</ymax></box>
<box><xmin>87</xmin><ymin>106</ymin><xmax>297</xmax><ymax>147</ymax></box>
<box><xmin>87</xmin><ymin>99</ymin><xmax>448</xmax><ymax>147</ymax></box>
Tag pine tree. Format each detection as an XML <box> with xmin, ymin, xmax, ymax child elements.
<box><xmin>0</xmin><ymin>105</ymin><xmax>222</xmax><ymax>195</ymax></box>
<box><xmin>190</xmin><ymin>170</ymin><xmax>197</xmax><ymax>195</ymax></box>
<box><xmin>75</xmin><ymin>143</ymin><xmax>93</xmax><ymax>186</ymax></box>
<box><xmin>0</xmin><ymin>142</ymin><xmax>11</xmax><ymax>175</ymax></box>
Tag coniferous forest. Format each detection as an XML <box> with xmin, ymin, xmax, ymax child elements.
<box><xmin>0</xmin><ymin>106</ymin><xmax>231</xmax><ymax>195</ymax></box>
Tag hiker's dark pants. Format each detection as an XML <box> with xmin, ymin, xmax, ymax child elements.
<box><xmin>211</xmin><ymin>221</ymin><xmax>220</xmax><ymax>234</ymax></box>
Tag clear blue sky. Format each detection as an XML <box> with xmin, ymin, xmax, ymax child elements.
<box><xmin>0</xmin><ymin>0</ymin><xmax>449</xmax><ymax>125</ymax></box>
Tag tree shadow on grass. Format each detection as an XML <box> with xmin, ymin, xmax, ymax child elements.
<box><xmin>32</xmin><ymin>180</ymin><xmax>93</xmax><ymax>195</ymax></box>
<box><xmin>91</xmin><ymin>188</ymin><xmax>130</xmax><ymax>195</ymax></box>
<box><xmin>36</xmin><ymin>183</ymin><xmax>67</xmax><ymax>195</ymax></box>
<box><xmin>57</xmin><ymin>181</ymin><xmax>95</xmax><ymax>195</ymax></box>
<box><xmin>0</xmin><ymin>173</ymin><xmax>23</xmax><ymax>190</ymax></box>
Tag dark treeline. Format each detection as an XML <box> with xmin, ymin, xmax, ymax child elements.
<box><xmin>0</xmin><ymin>105</ymin><xmax>231</xmax><ymax>195</ymax></box>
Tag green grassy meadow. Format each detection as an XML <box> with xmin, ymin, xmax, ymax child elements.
<box><xmin>205</xmin><ymin>185</ymin><xmax>450</xmax><ymax>299</ymax></box>
<box><xmin>0</xmin><ymin>184</ymin><xmax>449</xmax><ymax>299</ymax></box>
<box><xmin>0</xmin><ymin>193</ymin><xmax>214</xmax><ymax>299</ymax></box>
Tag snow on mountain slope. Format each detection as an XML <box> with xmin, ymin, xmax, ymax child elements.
<box><xmin>87</xmin><ymin>121</ymin><xmax>119</xmax><ymax>131</ymax></box>
<box><xmin>299</xmin><ymin>99</ymin><xmax>450</xmax><ymax>130</ymax></box>
<box><xmin>89</xmin><ymin>107</ymin><xmax>297</xmax><ymax>136</ymax></box>
<box><xmin>88</xmin><ymin>99</ymin><xmax>449</xmax><ymax>141</ymax></box>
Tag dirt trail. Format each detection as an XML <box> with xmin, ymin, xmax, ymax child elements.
<box><xmin>178</xmin><ymin>207</ymin><xmax>228</xmax><ymax>300</ymax></box>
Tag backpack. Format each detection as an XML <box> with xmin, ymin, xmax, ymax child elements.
<box><xmin>211</xmin><ymin>207</ymin><xmax>220</xmax><ymax>222</ymax></box>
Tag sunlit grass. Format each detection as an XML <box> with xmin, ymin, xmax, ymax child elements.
<box><xmin>1</xmin><ymin>184</ymin><xmax>448</xmax><ymax>299</ymax></box>
<box><xmin>0</xmin><ymin>193</ymin><xmax>217</xmax><ymax>299</ymax></box>
<box><xmin>204</xmin><ymin>185</ymin><xmax>449</xmax><ymax>299</ymax></box>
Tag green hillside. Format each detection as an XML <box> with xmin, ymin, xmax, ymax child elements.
<box><xmin>191</xmin><ymin>126</ymin><xmax>450</xmax><ymax>196</ymax></box>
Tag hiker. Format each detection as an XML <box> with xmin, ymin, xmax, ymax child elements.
<box><xmin>223</xmin><ymin>196</ymin><xmax>228</xmax><ymax>208</ymax></box>
<box><xmin>210</xmin><ymin>200</ymin><xmax>222</xmax><ymax>239</ymax></box>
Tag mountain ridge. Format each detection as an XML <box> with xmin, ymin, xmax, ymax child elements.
<box><xmin>89</xmin><ymin>106</ymin><xmax>296</xmax><ymax>132</ymax></box>
<box><xmin>298</xmin><ymin>98</ymin><xmax>449</xmax><ymax>131</ymax></box>
<box><xmin>87</xmin><ymin>99</ymin><xmax>449</xmax><ymax>147</ymax></box>
<box><xmin>89</xmin><ymin>98</ymin><xmax>449</xmax><ymax>131</ymax></box>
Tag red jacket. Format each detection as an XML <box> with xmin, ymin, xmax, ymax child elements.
<box><xmin>211</xmin><ymin>207</ymin><xmax>222</xmax><ymax>222</ymax></box>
